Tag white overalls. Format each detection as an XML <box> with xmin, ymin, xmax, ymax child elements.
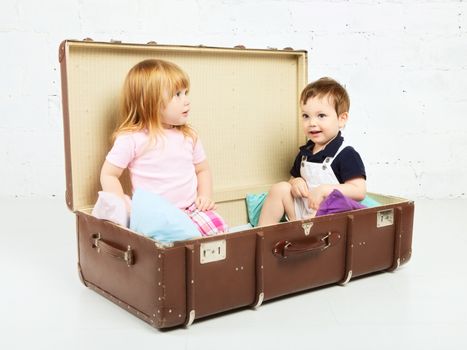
<box><xmin>294</xmin><ymin>143</ymin><xmax>347</xmax><ymax>219</ymax></box>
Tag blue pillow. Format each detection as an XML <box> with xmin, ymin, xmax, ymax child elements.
<box><xmin>130</xmin><ymin>188</ymin><xmax>201</xmax><ymax>243</ymax></box>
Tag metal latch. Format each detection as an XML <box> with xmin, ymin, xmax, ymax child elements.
<box><xmin>302</xmin><ymin>222</ymin><xmax>313</xmax><ymax>236</ymax></box>
<box><xmin>200</xmin><ymin>240</ymin><xmax>226</xmax><ymax>264</ymax></box>
<box><xmin>377</xmin><ymin>209</ymin><xmax>394</xmax><ymax>227</ymax></box>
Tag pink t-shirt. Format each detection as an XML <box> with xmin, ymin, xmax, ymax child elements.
<box><xmin>106</xmin><ymin>129</ymin><xmax>206</xmax><ymax>209</ymax></box>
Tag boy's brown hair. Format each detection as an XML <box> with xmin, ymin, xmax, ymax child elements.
<box><xmin>300</xmin><ymin>77</ymin><xmax>350</xmax><ymax>116</ymax></box>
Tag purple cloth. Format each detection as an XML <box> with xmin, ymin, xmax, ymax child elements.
<box><xmin>316</xmin><ymin>189</ymin><xmax>366</xmax><ymax>216</ymax></box>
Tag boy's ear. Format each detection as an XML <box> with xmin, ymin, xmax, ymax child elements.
<box><xmin>338</xmin><ymin>112</ymin><xmax>349</xmax><ymax>128</ymax></box>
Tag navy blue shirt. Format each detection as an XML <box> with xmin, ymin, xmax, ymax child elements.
<box><xmin>290</xmin><ymin>132</ymin><xmax>366</xmax><ymax>184</ymax></box>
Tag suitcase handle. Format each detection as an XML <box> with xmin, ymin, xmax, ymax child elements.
<box><xmin>91</xmin><ymin>233</ymin><xmax>134</xmax><ymax>266</ymax></box>
<box><xmin>273</xmin><ymin>232</ymin><xmax>332</xmax><ymax>258</ymax></box>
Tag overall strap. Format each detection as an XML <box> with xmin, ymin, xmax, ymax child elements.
<box><xmin>328</xmin><ymin>142</ymin><xmax>347</xmax><ymax>165</ymax></box>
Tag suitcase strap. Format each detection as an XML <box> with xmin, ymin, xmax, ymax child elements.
<box><xmin>387</xmin><ymin>206</ymin><xmax>403</xmax><ymax>272</ymax></box>
<box><xmin>340</xmin><ymin>215</ymin><xmax>354</xmax><ymax>285</ymax></box>
<box><xmin>185</xmin><ymin>245</ymin><xmax>196</xmax><ymax>327</ymax></box>
<box><xmin>252</xmin><ymin>231</ymin><xmax>265</xmax><ymax>309</ymax></box>
<box><xmin>273</xmin><ymin>231</ymin><xmax>339</xmax><ymax>259</ymax></box>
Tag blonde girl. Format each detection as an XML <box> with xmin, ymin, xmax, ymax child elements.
<box><xmin>100</xmin><ymin>59</ymin><xmax>227</xmax><ymax>236</ymax></box>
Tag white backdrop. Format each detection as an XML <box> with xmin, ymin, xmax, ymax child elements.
<box><xmin>1</xmin><ymin>0</ymin><xmax>466</xmax><ymax>199</ymax></box>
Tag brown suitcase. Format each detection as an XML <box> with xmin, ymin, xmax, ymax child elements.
<box><xmin>59</xmin><ymin>40</ymin><xmax>414</xmax><ymax>329</ymax></box>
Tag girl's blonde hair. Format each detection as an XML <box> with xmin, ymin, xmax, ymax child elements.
<box><xmin>113</xmin><ymin>59</ymin><xmax>195</xmax><ymax>142</ymax></box>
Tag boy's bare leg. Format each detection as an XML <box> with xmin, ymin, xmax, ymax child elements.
<box><xmin>258</xmin><ymin>182</ymin><xmax>296</xmax><ymax>226</ymax></box>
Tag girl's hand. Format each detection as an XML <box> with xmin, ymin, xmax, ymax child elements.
<box><xmin>123</xmin><ymin>194</ymin><xmax>132</xmax><ymax>214</ymax></box>
<box><xmin>307</xmin><ymin>185</ymin><xmax>329</xmax><ymax>210</ymax></box>
<box><xmin>290</xmin><ymin>177</ymin><xmax>309</xmax><ymax>198</ymax></box>
<box><xmin>195</xmin><ymin>196</ymin><xmax>217</xmax><ymax>211</ymax></box>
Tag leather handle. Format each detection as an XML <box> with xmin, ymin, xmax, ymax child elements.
<box><xmin>91</xmin><ymin>233</ymin><xmax>134</xmax><ymax>266</ymax></box>
<box><xmin>273</xmin><ymin>232</ymin><xmax>333</xmax><ymax>258</ymax></box>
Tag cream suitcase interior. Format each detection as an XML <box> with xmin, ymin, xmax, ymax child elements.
<box><xmin>59</xmin><ymin>40</ymin><xmax>414</xmax><ymax>329</ymax></box>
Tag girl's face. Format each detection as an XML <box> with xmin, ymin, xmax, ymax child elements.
<box><xmin>301</xmin><ymin>95</ymin><xmax>348</xmax><ymax>151</ymax></box>
<box><xmin>161</xmin><ymin>89</ymin><xmax>190</xmax><ymax>128</ymax></box>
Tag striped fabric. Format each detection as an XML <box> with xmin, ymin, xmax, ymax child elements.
<box><xmin>184</xmin><ymin>203</ymin><xmax>228</xmax><ymax>236</ymax></box>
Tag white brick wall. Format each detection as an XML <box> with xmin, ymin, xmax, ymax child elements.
<box><xmin>1</xmin><ymin>0</ymin><xmax>466</xmax><ymax>199</ymax></box>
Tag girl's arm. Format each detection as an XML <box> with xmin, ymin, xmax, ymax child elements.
<box><xmin>100</xmin><ymin>160</ymin><xmax>126</xmax><ymax>198</ymax></box>
<box><xmin>100</xmin><ymin>161</ymin><xmax>131</xmax><ymax>212</ymax></box>
<box><xmin>194</xmin><ymin>159</ymin><xmax>216</xmax><ymax>211</ymax></box>
<box><xmin>307</xmin><ymin>177</ymin><xmax>367</xmax><ymax>210</ymax></box>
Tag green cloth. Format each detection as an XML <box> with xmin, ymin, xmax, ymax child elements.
<box><xmin>360</xmin><ymin>195</ymin><xmax>380</xmax><ymax>208</ymax></box>
<box><xmin>246</xmin><ymin>192</ymin><xmax>268</xmax><ymax>227</ymax></box>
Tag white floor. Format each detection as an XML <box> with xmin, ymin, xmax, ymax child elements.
<box><xmin>1</xmin><ymin>197</ymin><xmax>466</xmax><ymax>349</ymax></box>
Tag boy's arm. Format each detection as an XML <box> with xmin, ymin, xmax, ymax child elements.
<box><xmin>308</xmin><ymin>177</ymin><xmax>367</xmax><ymax>210</ymax></box>
<box><xmin>289</xmin><ymin>176</ymin><xmax>309</xmax><ymax>198</ymax></box>
<box><xmin>195</xmin><ymin>159</ymin><xmax>216</xmax><ymax>211</ymax></box>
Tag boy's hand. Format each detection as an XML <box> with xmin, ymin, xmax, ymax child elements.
<box><xmin>290</xmin><ymin>177</ymin><xmax>309</xmax><ymax>198</ymax></box>
<box><xmin>307</xmin><ymin>185</ymin><xmax>330</xmax><ymax>210</ymax></box>
<box><xmin>195</xmin><ymin>196</ymin><xmax>217</xmax><ymax>211</ymax></box>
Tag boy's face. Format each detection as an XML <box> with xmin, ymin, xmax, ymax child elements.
<box><xmin>301</xmin><ymin>95</ymin><xmax>348</xmax><ymax>149</ymax></box>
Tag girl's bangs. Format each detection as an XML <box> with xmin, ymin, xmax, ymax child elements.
<box><xmin>166</xmin><ymin>68</ymin><xmax>190</xmax><ymax>95</ymax></box>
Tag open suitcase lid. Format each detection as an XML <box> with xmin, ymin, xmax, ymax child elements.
<box><xmin>59</xmin><ymin>40</ymin><xmax>307</xmax><ymax>220</ymax></box>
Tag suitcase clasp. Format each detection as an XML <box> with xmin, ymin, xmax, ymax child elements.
<box><xmin>200</xmin><ymin>240</ymin><xmax>226</xmax><ymax>264</ymax></box>
<box><xmin>302</xmin><ymin>222</ymin><xmax>313</xmax><ymax>236</ymax></box>
<box><xmin>377</xmin><ymin>209</ymin><xmax>394</xmax><ymax>227</ymax></box>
